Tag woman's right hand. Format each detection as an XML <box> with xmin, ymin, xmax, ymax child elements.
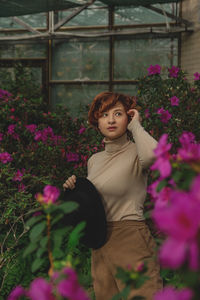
<box><xmin>63</xmin><ymin>175</ymin><xmax>76</xmax><ymax>190</ymax></box>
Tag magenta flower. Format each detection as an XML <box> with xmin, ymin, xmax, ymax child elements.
<box><xmin>179</xmin><ymin>132</ymin><xmax>195</xmax><ymax>147</ymax></box>
<box><xmin>152</xmin><ymin>190</ymin><xmax>200</xmax><ymax>270</ymax></box>
<box><xmin>0</xmin><ymin>88</ymin><xmax>12</xmax><ymax>99</ymax></box>
<box><xmin>28</xmin><ymin>278</ymin><xmax>55</xmax><ymax>300</ymax></box>
<box><xmin>57</xmin><ymin>267</ymin><xmax>90</xmax><ymax>300</ymax></box>
<box><xmin>168</xmin><ymin>66</ymin><xmax>180</xmax><ymax>78</ymax></box>
<box><xmin>147</xmin><ymin>64</ymin><xmax>161</xmax><ymax>75</ymax></box>
<box><xmin>18</xmin><ymin>183</ymin><xmax>26</xmax><ymax>192</ymax></box>
<box><xmin>66</xmin><ymin>152</ymin><xmax>79</xmax><ymax>162</ymax></box>
<box><xmin>43</xmin><ymin>185</ymin><xmax>60</xmax><ymax>204</ymax></box>
<box><xmin>12</xmin><ymin>169</ymin><xmax>24</xmax><ymax>182</ymax></box>
<box><xmin>78</xmin><ymin>126</ymin><xmax>86</xmax><ymax>135</ymax></box>
<box><xmin>0</xmin><ymin>152</ymin><xmax>13</xmax><ymax>164</ymax></box>
<box><xmin>151</xmin><ymin>134</ymin><xmax>172</xmax><ymax>178</ymax></box>
<box><xmin>26</xmin><ymin>124</ymin><xmax>37</xmax><ymax>133</ymax></box>
<box><xmin>170</xmin><ymin>96</ymin><xmax>179</xmax><ymax>106</ymax></box>
<box><xmin>36</xmin><ymin>185</ymin><xmax>60</xmax><ymax>205</ymax></box>
<box><xmin>193</xmin><ymin>72</ymin><xmax>200</xmax><ymax>81</ymax></box>
<box><xmin>178</xmin><ymin>132</ymin><xmax>200</xmax><ymax>162</ymax></box>
<box><xmin>7</xmin><ymin>124</ymin><xmax>16</xmax><ymax>135</ymax></box>
<box><xmin>157</xmin><ymin>108</ymin><xmax>172</xmax><ymax>123</ymax></box>
<box><xmin>154</xmin><ymin>286</ymin><xmax>193</xmax><ymax>300</ymax></box>
<box><xmin>7</xmin><ymin>286</ymin><xmax>26</xmax><ymax>300</ymax></box>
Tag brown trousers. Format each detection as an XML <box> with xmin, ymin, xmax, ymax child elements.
<box><xmin>91</xmin><ymin>220</ymin><xmax>163</xmax><ymax>300</ymax></box>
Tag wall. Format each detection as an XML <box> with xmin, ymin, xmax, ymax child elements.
<box><xmin>181</xmin><ymin>0</ymin><xmax>200</xmax><ymax>80</ymax></box>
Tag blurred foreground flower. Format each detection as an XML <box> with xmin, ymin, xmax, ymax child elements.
<box><xmin>154</xmin><ymin>286</ymin><xmax>193</xmax><ymax>300</ymax></box>
<box><xmin>36</xmin><ymin>185</ymin><xmax>60</xmax><ymax>205</ymax></box>
<box><xmin>8</xmin><ymin>267</ymin><xmax>90</xmax><ymax>300</ymax></box>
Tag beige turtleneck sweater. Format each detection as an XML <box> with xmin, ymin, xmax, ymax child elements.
<box><xmin>87</xmin><ymin>119</ymin><xmax>158</xmax><ymax>221</ymax></box>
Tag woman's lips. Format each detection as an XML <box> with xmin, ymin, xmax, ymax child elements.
<box><xmin>107</xmin><ymin>127</ymin><xmax>117</xmax><ymax>131</ymax></box>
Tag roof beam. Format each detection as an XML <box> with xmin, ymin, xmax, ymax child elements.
<box><xmin>12</xmin><ymin>16</ymin><xmax>42</xmax><ymax>34</ymax></box>
<box><xmin>54</xmin><ymin>0</ymin><xmax>95</xmax><ymax>31</ymax></box>
<box><xmin>143</xmin><ymin>4</ymin><xmax>192</xmax><ymax>27</ymax></box>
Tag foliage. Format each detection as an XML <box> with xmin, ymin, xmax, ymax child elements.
<box><xmin>1</xmin><ymin>65</ymin><xmax>200</xmax><ymax>299</ymax></box>
<box><xmin>137</xmin><ymin>66</ymin><xmax>200</xmax><ymax>151</ymax></box>
<box><xmin>0</xmin><ymin>90</ymin><xmax>103</xmax><ymax>297</ymax></box>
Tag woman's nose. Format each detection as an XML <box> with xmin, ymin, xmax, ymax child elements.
<box><xmin>108</xmin><ymin>114</ymin><xmax>115</xmax><ymax>124</ymax></box>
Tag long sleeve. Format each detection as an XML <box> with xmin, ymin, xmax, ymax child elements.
<box><xmin>127</xmin><ymin>119</ymin><xmax>158</xmax><ymax>169</ymax></box>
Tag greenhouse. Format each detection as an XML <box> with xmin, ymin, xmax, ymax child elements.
<box><xmin>0</xmin><ymin>0</ymin><xmax>197</xmax><ymax>114</ymax></box>
<box><xmin>0</xmin><ymin>1</ymin><xmax>200</xmax><ymax>300</ymax></box>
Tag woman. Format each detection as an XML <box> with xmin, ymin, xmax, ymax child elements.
<box><xmin>63</xmin><ymin>92</ymin><xmax>163</xmax><ymax>300</ymax></box>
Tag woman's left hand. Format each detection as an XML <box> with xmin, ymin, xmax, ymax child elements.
<box><xmin>127</xmin><ymin>109</ymin><xmax>141</xmax><ymax>123</ymax></box>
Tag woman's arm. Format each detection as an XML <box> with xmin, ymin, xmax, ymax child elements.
<box><xmin>127</xmin><ymin>109</ymin><xmax>158</xmax><ymax>169</ymax></box>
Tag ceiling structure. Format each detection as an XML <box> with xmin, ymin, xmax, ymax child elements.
<box><xmin>0</xmin><ymin>0</ymin><xmax>193</xmax><ymax>42</ymax></box>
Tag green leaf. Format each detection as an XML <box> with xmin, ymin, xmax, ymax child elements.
<box><xmin>36</xmin><ymin>247</ymin><xmax>46</xmax><ymax>258</ymax></box>
<box><xmin>52</xmin><ymin>248</ymin><xmax>64</xmax><ymax>259</ymax></box>
<box><xmin>58</xmin><ymin>201</ymin><xmax>78</xmax><ymax>214</ymax></box>
<box><xmin>25</xmin><ymin>215</ymin><xmax>44</xmax><ymax>228</ymax></box>
<box><xmin>67</xmin><ymin>221</ymin><xmax>86</xmax><ymax>251</ymax></box>
<box><xmin>40</xmin><ymin>236</ymin><xmax>48</xmax><ymax>248</ymax></box>
<box><xmin>31</xmin><ymin>258</ymin><xmax>45</xmax><ymax>273</ymax></box>
<box><xmin>23</xmin><ymin>243</ymin><xmax>38</xmax><ymax>258</ymax></box>
<box><xmin>156</xmin><ymin>179</ymin><xmax>167</xmax><ymax>192</ymax></box>
<box><xmin>30</xmin><ymin>221</ymin><xmax>46</xmax><ymax>242</ymax></box>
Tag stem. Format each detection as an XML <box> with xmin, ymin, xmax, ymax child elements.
<box><xmin>47</xmin><ymin>213</ymin><xmax>54</xmax><ymax>275</ymax></box>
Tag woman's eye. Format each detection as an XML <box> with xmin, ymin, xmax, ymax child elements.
<box><xmin>115</xmin><ymin>112</ymin><xmax>122</xmax><ymax>116</ymax></box>
<box><xmin>102</xmin><ymin>113</ymin><xmax>108</xmax><ymax>117</ymax></box>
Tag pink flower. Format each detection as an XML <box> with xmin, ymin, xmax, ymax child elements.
<box><xmin>36</xmin><ymin>185</ymin><xmax>60</xmax><ymax>205</ymax></box>
<box><xmin>7</xmin><ymin>286</ymin><xmax>26</xmax><ymax>300</ymax></box>
<box><xmin>193</xmin><ymin>72</ymin><xmax>200</xmax><ymax>81</ymax></box>
<box><xmin>66</xmin><ymin>152</ymin><xmax>79</xmax><ymax>162</ymax></box>
<box><xmin>7</xmin><ymin>124</ymin><xmax>16</xmax><ymax>135</ymax></box>
<box><xmin>57</xmin><ymin>267</ymin><xmax>90</xmax><ymax>300</ymax></box>
<box><xmin>147</xmin><ymin>64</ymin><xmax>161</xmax><ymax>75</ymax></box>
<box><xmin>178</xmin><ymin>132</ymin><xmax>200</xmax><ymax>162</ymax></box>
<box><xmin>0</xmin><ymin>88</ymin><xmax>12</xmax><ymax>99</ymax></box>
<box><xmin>10</xmin><ymin>108</ymin><xmax>15</xmax><ymax>112</ymax></box>
<box><xmin>154</xmin><ymin>286</ymin><xmax>193</xmax><ymax>300</ymax></box>
<box><xmin>78</xmin><ymin>126</ymin><xmax>86</xmax><ymax>135</ymax></box>
<box><xmin>28</xmin><ymin>278</ymin><xmax>55</xmax><ymax>300</ymax></box>
<box><xmin>170</xmin><ymin>96</ymin><xmax>179</xmax><ymax>106</ymax></box>
<box><xmin>157</xmin><ymin>108</ymin><xmax>172</xmax><ymax>123</ymax></box>
<box><xmin>18</xmin><ymin>183</ymin><xmax>26</xmax><ymax>192</ymax></box>
<box><xmin>168</xmin><ymin>66</ymin><xmax>180</xmax><ymax>78</ymax></box>
<box><xmin>152</xmin><ymin>190</ymin><xmax>200</xmax><ymax>270</ymax></box>
<box><xmin>179</xmin><ymin>132</ymin><xmax>195</xmax><ymax>146</ymax></box>
<box><xmin>151</xmin><ymin>134</ymin><xmax>172</xmax><ymax>178</ymax></box>
<box><xmin>12</xmin><ymin>169</ymin><xmax>24</xmax><ymax>181</ymax></box>
<box><xmin>26</xmin><ymin>124</ymin><xmax>37</xmax><ymax>133</ymax></box>
<box><xmin>0</xmin><ymin>152</ymin><xmax>13</xmax><ymax>164</ymax></box>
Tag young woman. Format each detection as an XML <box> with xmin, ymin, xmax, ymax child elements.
<box><xmin>63</xmin><ymin>92</ymin><xmax>163</xmax><ymax>300</ymax></box>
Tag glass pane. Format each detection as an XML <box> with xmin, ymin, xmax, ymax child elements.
<box><xmin>114</xmin><ymin>4</ymin><xmax>175</xmax><ymax>25</ymax></box>
<box><xmin>0</xmin><ymin>13</ymin><xmax>47</xmax><ymax>29</ymax></box>
<box><xmin>0</xmin><ymin>43</ymin><xmax>47</xmax><ymax>58</ymax></box>
<box><xmin>0</xmin><ymin>66</ymin><xmax>42</xmax><ymax>98</ymax></box>
<box><xmin>52</xmin><ymin>38</ymin><xmax>109</xmax><ymax>80</ymax></box>
<box><xmin>51</xmin><ymin>84</ymin><xmax>108</xmax><ymax>116</ymax></box>
<box><xmin>58</xmin><ymin>8</ymin><xmax>108</xmax><ymax>26</ymax></box>
<box><xmin>114</xmin><ymin>38</ymin><xmax>178</xmax><ymax>80</ymax></box>
<box><xmin>113</xmin><ymin>84</ymin><xmax>138</xmax><ymax>96</ymax></box>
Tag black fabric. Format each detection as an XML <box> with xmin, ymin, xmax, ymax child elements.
<box><xmin>62</xmin><ymin>177</ymin><xmax>107</xmax><ymax>249</ymax></box>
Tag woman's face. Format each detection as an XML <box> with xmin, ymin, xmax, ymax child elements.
<box><xmin>98</xmin><ymin>102</ymin><xmax>128</xmax><ymax>140</ymax></box>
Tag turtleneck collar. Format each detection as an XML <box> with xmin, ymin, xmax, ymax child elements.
<box><xmin>103</xmin><ymin>132</ymin><xmax>130</xmax><ymax>153</ymax></box>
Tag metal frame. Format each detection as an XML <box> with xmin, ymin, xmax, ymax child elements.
<box><xmin>0</xmin><ymin>2</ymin><xmax>190</xmax><ymax>106</ymax></box>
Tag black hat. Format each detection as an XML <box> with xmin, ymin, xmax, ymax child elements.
<box><xmin>62</xmin><ymin>177</ymin><xmax>107</xmax><ymax>249</ymax></box>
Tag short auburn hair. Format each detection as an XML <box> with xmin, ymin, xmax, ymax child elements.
<box><xmin>88</xmin><ymin>91</ymin><xmax>137</xmax><ymax>128</ymax></box>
